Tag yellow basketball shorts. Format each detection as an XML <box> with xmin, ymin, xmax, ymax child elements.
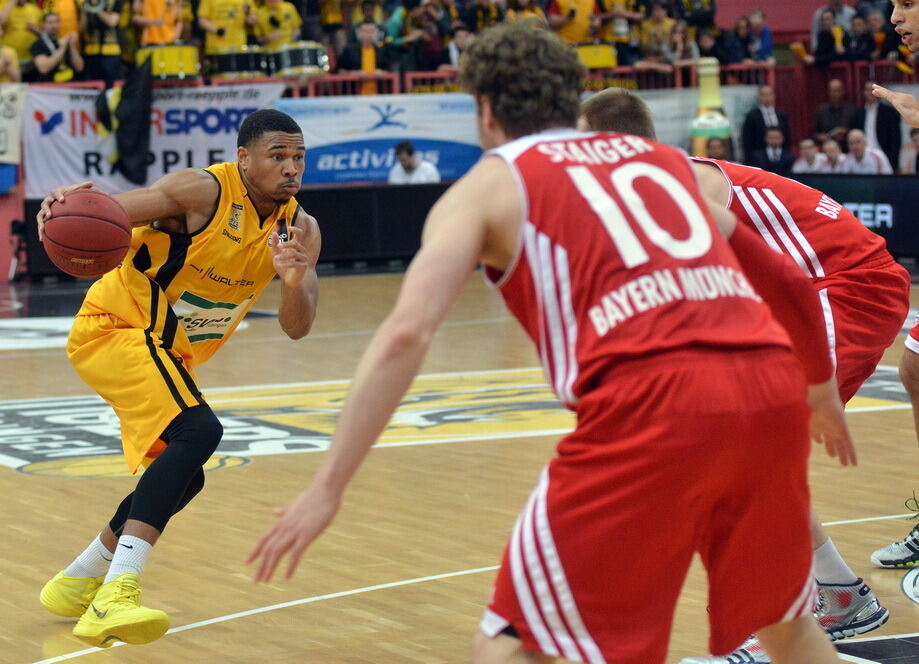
<box><xmin>67</xmin><ymin>313</ymin><xmax>205</xmax><ymax>473</ymax></box>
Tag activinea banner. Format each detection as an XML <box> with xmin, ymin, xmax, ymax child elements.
<box><xmin>274</xmin><ymin>93</ymin><xmax>483</xmax><ymax>185</ymax></box>
<box><xmin>23</xmin><ymin>83</ymin><xmax>285</xmax><ymax>198</ymax></box>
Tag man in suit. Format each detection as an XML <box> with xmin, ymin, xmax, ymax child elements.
<box><xmin>853</xmin><ymin>79</ymin><xmax>901</xmax><ymax>172</ymax></box>
<box><xmin>741</xmin><ymin>85</ymin><xmax>789</xmax><ymax>164</ymax></box>
<box><xmin>751</xmin><ymin>126</ymin><xmax>794</xmax><ymax>176</ymax></box>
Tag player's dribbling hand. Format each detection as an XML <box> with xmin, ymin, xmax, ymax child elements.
<box><xmin>808</xmin><ymin>376</ymin><xmax>857</xmax><ymax>467</ymax></box>
<box><xmin>37</xmin><ymin>181</ymin><xmax>94</xmax><ymax>240</ymax></box>
<box><xmin>246</xmin><ymin>483</ymin><xmax>341</xmax><ymax>583</ymax></box>
<box><xmin>872</xmin><ymin>84</ymin><xmax>919</xmax><ymax>127</ymax></box>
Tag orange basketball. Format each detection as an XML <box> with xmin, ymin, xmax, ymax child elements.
<box><xmin>42</xmin><ymin>189</ymin><xmax>132</xmax><ymax>278</ymax></box>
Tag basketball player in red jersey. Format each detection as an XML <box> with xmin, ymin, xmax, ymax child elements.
<box><xmin>248</xmin><ymin>24</ymin><xmax>852</xmax><ymax>663</ymax></box>
<box><xmin>577</xmin><ymin>89</ymin><xmax>910</xmax><ymax>663</ymax></box>
<box><xmin>865</xmin><ymin>0</ymin><xmax>919</xmax><ymax>571</ymax></box>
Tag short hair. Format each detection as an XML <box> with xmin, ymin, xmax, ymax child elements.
<box><xmin>765</xmin><ymin>125</ymin><xmax>784</xmax><ymax>136</ymax></box>
<box><xmin>395</xmin><ymin>140</ymin><xmax>415</xmax><ymax>156</ymax></box>
<box><xmin>237</xmin><ymin>109</ymin><xmax>301</xmax><ymax>148</ymax></box>
<box><xmin>799</xmin><ymin>137</ymin><xmax>815</xmax><ymax>147</ymax></box>
<box><xmin>359</xmin><ymin>18</ymin><xmax>377</xmax><ymax>27</ymax></box>
<box><xmin>459</xmin><ymin>23</ymin><xmax>583</xmax><ymax>139</ymax></box>
<box><xmin>43</xmin><ymin>11</ymin><xmax>59</xmax><ymax>20</ymax></box>
<box><xmin>579</xmin><ymin>88</ymin><xmax>656</xmax><ymax>140</ymax></box>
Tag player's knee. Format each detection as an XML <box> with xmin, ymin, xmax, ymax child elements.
<box><xmin>165</xmin><ymin>406</ymin><xmax>223</xmax><ymax>466</ymax></box>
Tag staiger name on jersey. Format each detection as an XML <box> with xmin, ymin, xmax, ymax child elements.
<box><xmin>588</xmin><ymin>265</ymin><xmax>761</xmax><ymax>337</ymax></box>
<box><xmin>536</xmin><ymin>135</ymin><xmax>654</xmax><ymax>165</ymax></box>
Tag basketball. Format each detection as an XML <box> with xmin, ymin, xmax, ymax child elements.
<box><xmin>42</xmin><ymin>189</ymin><xmax>132</xmax><ymax>278</ymax></box>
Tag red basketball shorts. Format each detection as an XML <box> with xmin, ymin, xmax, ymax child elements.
<box><xmin>480</xmin><ymin>347</ymin><xmax>815</xmax><ymax>664</ymax></box>
<box><xmin>816</xmin><ymin>254</ymin><xmax>910</xmax><ymax>403</ymax></box>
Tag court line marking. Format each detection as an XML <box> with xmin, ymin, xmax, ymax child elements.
<box><xmin>840</xmin><ymin>630</ymin><xmax>919</xmax><ymax>643</ymax></box>
<box><xmin>840</xmin><ymin>655</ymin><xmax>885</xmax><ymax>663</ymax></box>
<box><xmin>30</xmin><ymin>565</ymin><xmax>501</xmax><ymax>664</ymax></box>
<box><xmin>823</xmin><ymin>513</ymin><xmax>914</xmax><ymax>526</ymax></box>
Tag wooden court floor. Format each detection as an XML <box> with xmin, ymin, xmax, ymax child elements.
<box><xmin>2</xmin><ymin>272</ymin><xmax>919</xmax><ymax>663</ymax></box>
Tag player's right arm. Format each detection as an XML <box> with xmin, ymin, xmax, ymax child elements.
<box><xmin>37</xmin><ymin>169</ymin><xmax>219</xmax><ymax>237</ymax></box>
<box><xmin>873</xmin><ymin>84</ymin><xmax>919</xmax><ymax>127</ymax></box>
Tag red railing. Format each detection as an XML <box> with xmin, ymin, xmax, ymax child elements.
<box><xmin>586</xmin><ymin>65</ymin><xmax>683</xmax><ymax>90</ymax></box>
<box><xmin>404</xmin><ymin>71</ymin><xmax>460</xmax><ymax>93</ymax></box>
<box><xmin>306</xmin><ymin>73</ymin><xmax>400</xmax><ymax>96</ymax></box>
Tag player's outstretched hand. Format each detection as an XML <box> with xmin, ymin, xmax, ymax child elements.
<box><xmin>808</xmin><ymin>376</ymin><xmax>857</xmax><ymax>467</ymax></box>
<box><xmin>37</xmin><ymin>181</ymin><xmax>94</xmax><ymax>240</ymax></box>
<box><xmin>872</xmin><ymin>84</ymin><xmax>919</xmax><ymax>127</ymax></box>
<box><xmin>271</xmin><ymin>216</ymin><xmax>315</xmax><ymax>287</ymax></box>
<box><xmin>246</xmin><ymin>483</ymin><xmax>341</xmax><ymax>583</ymax></box>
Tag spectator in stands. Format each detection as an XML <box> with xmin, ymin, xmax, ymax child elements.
<box><xmin>133</xmin><ymin>0</ymin><xmax>182</xmax><ymax>46</ymax></box>
<box><xmin>388</xmin><ymin>140</ymin><xmax>440</xmax><ymax>184</ymax></box>
<box><xmin>750</xmin><ymin>126</ymin><xmax>795</xmax><ymax>175</ymax></box>
<box><xmin>821</xmin><ymin>138</ymin><xmax>848</xmax><ymax>172</ymax></box>
<box><xmin>847</xmin><ymin>14</ymin><xmax>873</xmax><ymax>60</ymax></box>
<box><xmin>696</xmin><ymin>28</ymin><xmax>725</xmax><ymax>62</ymax></box>
<box><xmin>432</xmin><ymin>0</ymin><xmax>462</xmax><ymax>28</ymax></box>
<box><xmin>638</xmin><ymin>2</ymin><xmax>674</xmax><ymax>50</ymax></box>
<box><xmin>852</xmin><ymin>79</ymin><xmax>901</xmax><ymax>171</ymax></box>
<box><xmin>0</xmin><ymin>0</ymin><xmax>40</xmax><ymax>66</ymax></box>
<box><xmin>337</xmin><ymin>18</ymin><xmax>388</xmax><ymax>73</ymax></box>
<box><xmin>815</xmin><ymin>78</ymin><xmax>857</xmax><ymax>146</ymax></box>
<box><xmin>674</xmin><ymin>0</ymin><xmax>714</xmax><ymax>39</ymax></box>
<box><xmin>438</xmin><ymin>22</ymin><xmax>472</xmax><ymax>72</ymax></box>
<box><xmin>661</xmin><ymin>19</ymin><xmax>698</xmax><ymax>65</ymax></box>
<box><xmin>350</xmin><ymin>0</ymin><xmax>383</xmax><ymax>39</ymax></box>
<box><xmin>414</xmin><ymin>2</ymin><xmax>448</xmax><ymax>70</ymax></box>
<box><xmin>723</xmin><ymin>15</ymin><xmax>754</xmax><ymax>64</ymax></box>
<box><xmin>548</xmin><ymin>0</ymin><xmax>600</xmax><ymax>44</ymax></box>
<box><xmin>705</xmin><ymin>136</ymin><xmax>729</xmax><ymax>159</ymax></box>
<box><xmin>596</xmin><ymin>0</ymin><xmax>642</xmax><ymax>65</ymax></box>
<box><xmin>866</xmin><ymin>9</ymin><xmax>898</xmax><ymax>61</ymax></box>
<box><xmin>792</xmin><ymin>137</ymin><xmax>829</xmax><ymax>173</ymax></box>
<box><xmin>805</xmin><ymin>9</ymin><xmax>852</xmax><ymax>67</ymax></box>
<box><xmin>0</xmin><ymin>23</ymin><xmax>19</xmax><ymax>81</ymax></box>
<box><xmin>46</xmin><ymin>0</ymin><xmax>81</xmax><ymax>38</ymax></box>
<box><xmin>811</xmin><ymin>0</ymin><xmax>855</xmax><ymax>51</ymax></box>
<box><xmin>198</xmin><ymin>0</ymin><xmax>256</xmax><ymax>63</ymax></box>
<box><xmin>634</xmin><ymin>43</ymin><xmax>673</xmax><ymax>72</ymax></box>
<box><xmin>749</xmin><ymin>8</ymin><xmax>774</xmax><ymax>64</ymax></box>
<box><xmin>844</xmin><ymin>127</ymin><xmax>894</xmax><ymax>173</ymax></box>
<box><xmin>465</xmin><ymin>0</ymin><xmax>504</xmax><ymax>33</ymax></box>
<box><xmin>741</xmin><ymin>84</ymin><xmax>789</xmax><ymax>164</ymax></box>
<box><xmin>382</xmin><ymin>0</ymin><xmax>426</xmax><ymax>72</ymax></box>
<box><xmin>506</xmin><ymin>0</ymin><xmax>547</xmax><ymax>23</ymax></box>
<box><xmin>30</xmin><ymin>11</ymin><xmax>82</xmax><ymax>81</ymax></box>
<box><xmin>898</xmin><ymin>127</ymin><xmax>919</xmax><ymax>175</ymax></box>
<box><xmin>81</xmin><ymin>0</ymin><xmax>125</xmax><ymax>87</ymax></box>
<box><xmin>255</xmin><ymin>0</ymin><xmax>302</xmax><ymax>49</ymax></box>
<box><xmin>318</xmin><ymin>0</ymin><xmax>346</xmax><ymax>57</ymax></box>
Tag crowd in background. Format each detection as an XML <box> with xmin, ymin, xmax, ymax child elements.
<box><xmin>0</xmin><ymin>0</ymin><xmax>905</xmax><ymax>85</ymax></box>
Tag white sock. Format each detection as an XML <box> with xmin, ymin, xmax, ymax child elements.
<box><xmin>105</xmin><ymin>536</ymin><xmax>153</xmax><ymax>583</ymax></box>
<box><xmin>64</xmin><ymin>535</ymin><xmax>113</xmax><ymax>579</ymax></box>
<box><xmin>814</xmin><ymin>538</ymin><xmax>859</xmax><ymax>585</ymax></box>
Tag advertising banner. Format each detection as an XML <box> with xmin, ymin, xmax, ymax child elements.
<box><xmin>0</xmin><ymin>83</ymin><xmax>24</xmax><ymax>164</ymax></box>
<box><xmin>23</xmin><ymin>83</ymin><xmax>285</xmax><ymax>198</ymax></box>
<box><xmin>274</xmin><ymin>93</ymin><xmax>482</xmax><ymax>185</ymax></box>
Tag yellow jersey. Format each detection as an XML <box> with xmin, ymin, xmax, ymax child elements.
<box><xmin>255</xmin><ymin>0</ymin><xmax>301</xmax><ymax>49</ymax></box>
<box><xmin>77</xmin><ymin>162</ymin><xmax>300</xmax><ymax>368</ymax></box>
<box><xmin>2</xmin><ymin>2</ymin><xmax>42</xmax><ymax>60</ymax></box>
<box><xmin>199</xmin><ymin>0</ymin><xmax>250</xmax><ymax>52</ymax></box>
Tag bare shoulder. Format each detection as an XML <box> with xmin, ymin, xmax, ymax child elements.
<box><xmin>691</xmin><ymin>160</ymin><xmax>729</xmax><ymax>205</ymax></box>
<box><xmin>430</xmin><ymin>156</ymin><xmax>520</xmax><ymax>226</ymax></box>
<box><xmin>294</xmin><ymin>205</ymin><xmax>320</xmax><ymax>234</ymax></box>
<box><xmin>151</xmin><ymin>168</ymin><xmax>220</xmax><ymax>214</ymax></box>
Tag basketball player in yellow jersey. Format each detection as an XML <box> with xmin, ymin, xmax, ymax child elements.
<box><xmin>34</xmin><ymin>109</ymin><xmax>320</xmax><ymax>648</ymax></box>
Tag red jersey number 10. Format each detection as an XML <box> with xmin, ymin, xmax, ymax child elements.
<box><xmin>566</xmin><ymin>163</ymin><xmax>713</xmax><ymax>268</ymax></box>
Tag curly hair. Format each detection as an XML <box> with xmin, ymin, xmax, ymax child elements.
<box><xmin>459</xmin><ymin>22</ymin><xmax>584</xmax><ymax>139</ymax></box>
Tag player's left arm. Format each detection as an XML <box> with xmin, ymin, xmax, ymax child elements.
<box><xmin>247</xmin><ymin>161</ymin><xmax>498</xmax><ymax>582</ymax></box>
<box><xmin>274</xmin><ymin>207</ymin><xmax>321</xmax><ymax>340</ymax></box>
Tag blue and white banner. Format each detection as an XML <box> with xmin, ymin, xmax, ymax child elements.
<box><xmin>24</xmin><ymin>83</ymin><xmax>285</xmax><ymax>198</ymax></box>
<box><xmin>275</xmin><ymin>93</ymin><xmax>482</xmax><ymax>185</ymax></box>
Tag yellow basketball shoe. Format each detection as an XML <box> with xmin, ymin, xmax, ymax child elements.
<box><xmin>72</xmin><ymin>573</ymin><xmax>169</xmax><ymax>648</ymax></box>
<box><xmin>40</xmin><ymin>571</ymin><xmax>105</xmax><ymax>618</ymax></box>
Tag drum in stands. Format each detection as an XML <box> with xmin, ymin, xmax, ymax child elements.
<box><xmin>574</xmin><ymin>42</ymin><xmax>617</xmax><ymax>69</ymax></box>
<box><xmin>207</xmin><ymin>45</ymin><xmax>268</xmax><ymax>79</ymax></box>
<box><xmin>137</xmin><ymin>43</ymin><xmax>201</xmax><ymax>79</ymax></box>
<box><xmin>267</xmin><ymin>41</ymin><xmax>329</xmax><ymax>77</ymax></box>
